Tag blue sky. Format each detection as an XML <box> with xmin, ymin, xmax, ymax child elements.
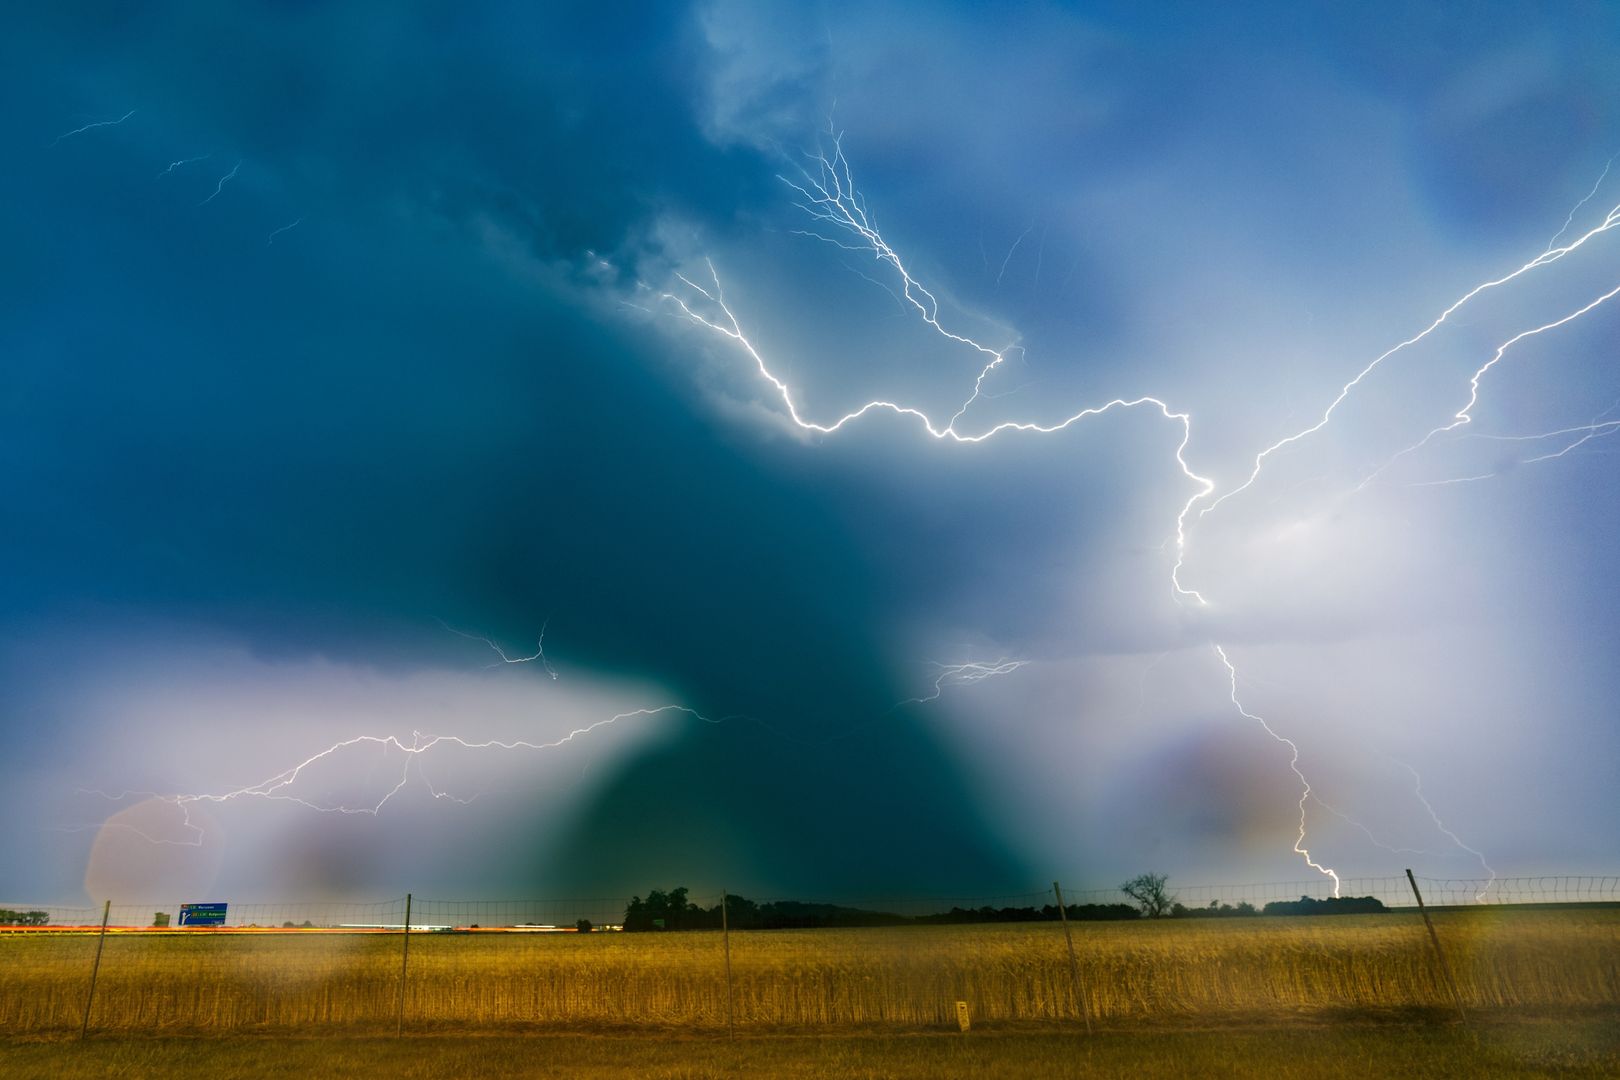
<box><xmin>4</xmin><ymin>2</ymin><xmax>1618</xmax><ymax>902</ymax></box>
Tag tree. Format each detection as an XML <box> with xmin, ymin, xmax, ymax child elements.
<box><xmin>624</xmin><ymin>887</ymin><xmax>696</xmax><ymax>931</ymax></box>
<box><xmin>1120</xmin><ymin>873</ymin><xmax>1176</xmax><ymax>918</ymax></box>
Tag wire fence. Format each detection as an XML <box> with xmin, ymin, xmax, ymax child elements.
<box><xmin>2</xmin><ymin>875</ymin><xmax>1616</xmax><ymax>1035</ymax></box>
<box><xmin>13</xmin><ymin>875</ymin><xmax>1615</xmax><ymax>931</ymax></box>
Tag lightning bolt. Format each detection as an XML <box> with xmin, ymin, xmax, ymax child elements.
<box><xmin>899</xmin><ymin>658</ymin><xmax>1030</xmax><ymax>706</ymax></box>
<box><xmin>87</xmin><ymin>127</ymin><xmax>1612</xmax><ymax>886</ymax></box>
<box><xmin>1356</xmin><ymin>281</ymin><xmax>1620</xmax><ymax>491</ymax></box>
<box><xmin>655</xmin><ymin>258</ymin><xmax>1215</xmax><ymax>608</ymax></box>
<box><xmin>79</xmin><ymin>704</ymin><xmax>725</xmax><ymax>846</ymax></box>
<box><xmin>1214</xmin><ymin>644</ymin><xmax>1340</xmax><ymax>893</ymax></box>
<box><xmin>644</xmin><ymin>130</ymin><xmax>1620</xmax><ymax>890</ymax></box>
<box><xmin>156</xmin><ymin>153</ymin><xmax>210</xmax><ymax>179</ymax></box>
<box><xmin>996</xmin><ymin>224</ymin><xmax>1033</xmax><ymax>286</ymax></box>
<box><xmin>1407</xmin><ymin>416</ymin><xmax>1620</xmax><ymax>488</ymax></box>
<box><xmin>1549</xmin><ymin>153</ymin><xmax>1615</xmax><ymax>250</ymax></box>
<box><xmin>1310</xmin><ymin>761</ymin><xmax>1496</xmax><ymax>898</ymax></box>
<box><xmin>1314</xmin><ymin>798</ymin><xmax>1447</xmax><ymax>858</ymax></box>
<box><xmin>438</xmin><ymin>618</ymin><xmax>559</xmax><ymax>679</ymax></box>
<box><xmin>266</xmin><ymin>217</ymin><xmax>303</xmax><ymax>246</ymax></box>
<box><xmin>199</xmin><ymin>160</ymin><xmax>241</xmax><ymax>206</ymax></box>
<box><xmin>1199</xmin><ymin>201</ymin><xmax>1620</xmax><ymax>520</ymax></box>
<box><xmin>48</xmin><ymin>109</ymin><xmax>136</xmax><ymax>147</ymax></box>
<box><xmin>1397</xmin><ymin>760</ymin><xmax>1497</xmax><ymax>900</ymax></box>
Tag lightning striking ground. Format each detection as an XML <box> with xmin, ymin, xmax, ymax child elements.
<box><xmin>1397</xmin><ymin>761</ymin><xmax>1497</xmax><ymax>898</ymax></box>
<box><xmin>648</xmin><ymin>131</ymin><xmax>1620</xmax><ymax>888</ymax></box>
<box><xmin>1214</xmin><ymin>645</ymin><xmax>1341</xmax><ymax>892</ymax></box>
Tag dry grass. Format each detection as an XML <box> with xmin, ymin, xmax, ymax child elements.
<box><xmin>2</xmin><ymin>908</ymin><xmax>1616</xmax><ymax>1034</ymax></box>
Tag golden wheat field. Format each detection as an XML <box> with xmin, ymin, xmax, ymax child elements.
<box><xmin>3</xmin><ymin>909</ymin><xmax>1616</xmax><ymax>1034</ymax></box>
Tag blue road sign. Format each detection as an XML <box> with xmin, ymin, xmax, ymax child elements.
<box><xmin>178</xmin><ymin>902</ymin><xmax>228</xmax><ymax>927</ymax></box>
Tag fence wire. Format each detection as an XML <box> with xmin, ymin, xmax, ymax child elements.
<box><xmin>4</xmin><ymin>877</ymin><xmax>1616</xmax><ymax>933</ymax></box>
<box><xmin>2</xmin><ymin>876</ymin><xmax>1616</xmax><ymax>1034</ymax></box>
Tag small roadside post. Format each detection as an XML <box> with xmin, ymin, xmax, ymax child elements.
<box><xmin>721</xmin><ymin>890</ymin><xmax>735</xmax><ymax>1039</ymax></box>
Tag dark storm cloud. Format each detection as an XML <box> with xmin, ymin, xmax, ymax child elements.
<box><xmin>0</xmin><ymin>2</ymin><xmax>1028</xmax><ymax>893</ymax></box>
<box><xmin>6</xmin><ymin>1</ymin><xmax>1620</xmax><ymax>899</ymax></box>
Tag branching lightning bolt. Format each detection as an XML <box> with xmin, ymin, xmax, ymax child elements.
<box><xmin>85</xmin><ymin>127</ymin><xmax>1615</xmax><ymax>886</ymax></box>
<box><xmin>79</xmin><ymin>705</ymin><xmax>723</xmax><ymax>846</ymax></box>
<box><xmin>646</xmin><ymin>132</ymin><xmax>1620</xmax><ymax>889</ymax></box>
<box><xmin>1408</xmin><ymin>415</ymin><xmax>1620</xmax><ymax>488</ymax></box>
<box><xmin>438</xmin><ymin>618</ymin><xmax>559</xmax><ymax>679</ymax></box>
<box><xmin>1357</xmin><ymin>281</ymin><xmax>1620</xmax><ymax>491</ymax></box>
<box><xmin>900</xmin><ymin>659</ymin><xmax>1030</xmax><ymax>706</ymax></box>
<box><xmin>656</xmin><ymin>259</ymin><xmax>1215</xmax><ymax>606</ymax></box>
<box><xmin>1200</xmin><ymin>202</ymin><xmax>1620</xmax><ymax>519</ymax></box>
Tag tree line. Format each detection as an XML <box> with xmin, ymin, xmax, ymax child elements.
<box><xmin>0</xmin><ymin>909</ymin><xmax>50</xmax><ymax>926</ymax></box>
<box><xmin>1123</xmin><ymin>872</ymin><xmax>1386</xmax><ymax>919</ymax></box>
<box><xmin>621</xmin><ymin>878</ymin><xmax>1387</xmax><ymax>931</ymax></box>
<box><xmin>622</xmin><ymin>887</ymin><xmax>1139</xmax><ymax>931</ymax></box>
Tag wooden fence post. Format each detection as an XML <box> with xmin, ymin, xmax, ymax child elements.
<box><xmin>721</xmin><ymin>890</ymin><xmax>735</xmax><ymax>1039</ymax></box>
<box><xmin>397</xmin><ymin>893</ymin><xmax>412</xmax><ymax>1036</ymax></box>
<box><xmin>1052</xmin><ymin>882</ymin><xmax>1091</xmax><ymax>1034</ymax></box>
<box><xmin>1405</xmin><ymin>869</ymin><xmax>1468</xmax><ymax>1024</ymax></box>
<box><xmin>79</xmin><ymin>900</ymin><xmax>111</xmax><ymax>1039</ymax></box>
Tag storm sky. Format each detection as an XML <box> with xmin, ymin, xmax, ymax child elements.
<box><xmin>4</xmin><ymin>2</ymin><xmax>1619</xmax><ymax>903</ymax></box>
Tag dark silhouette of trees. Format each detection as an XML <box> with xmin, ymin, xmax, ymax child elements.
<box><xmin>623</xmin><ymin>888</ymin><xmax>1140</xmax><ymax>930</ymax></box>
<box><xmin>1121</xmin><ymin>873</ymin><xmax>1176</xmax><ymax>918</ymax></box>
<box><xmin>0</xmin><ymin>909</ymin><xmax>49</xmax><ymax>926</ymax></box>
<box><xmin>620</xmin><ymin>882</ymin><xmax>1390</xmax><ymax>929</ymax></box>
<box><xmin>1262</xmin><ymin>895</ymin><xmax>1386</xmax><ymax>916</ymax></box>
<box><xmin>1169</xmin><ymin>900</ymin><xmax>1260</xmax><ymax>918</ymax></box>
<box><xmin>623</xmin><ymin>887</ymin><xmax>699</xmax><ymax>931</ymax></box>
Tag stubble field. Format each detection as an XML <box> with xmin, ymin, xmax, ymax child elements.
<box><xmin>6</xmin><ymin>908</ymin><xmax>1619</xmax><ymax>1077</ymax></box>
